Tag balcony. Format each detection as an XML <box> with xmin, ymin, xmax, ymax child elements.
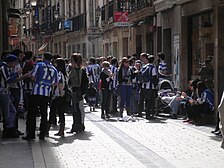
<box><xmin>70</xmin><ymin>13</ymin><xmax>86</xmax><ymax>31</ymax></box>
<box><xmin>128</xmin><ymin>0</ymin><xmax>154</xmax><ymax>23</ymax></box>
<box><xmin>129</xmin><ymin>0</ymin><xmax>153</xmax><ymax>14</ymax></box>
<box><xmin>154</xmin><ymin>0</ymin><xmax>174</xmax><ymax>12</ymax></box>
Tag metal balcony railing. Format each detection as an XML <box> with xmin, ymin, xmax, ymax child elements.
<box><xmin>129</xmin><ymin>0</ymin><xmax>153</xmax><ymax>14</ymax></box>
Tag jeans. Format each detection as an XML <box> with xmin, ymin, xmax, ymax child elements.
<box><xmin>0</xmin><ymin>94</ymin><xmax>16</xmax><ymax>129</ymax></box>
<box><xmin>120</xmin><ymin>85</ymin><xmax>132</xmax><ymax>108</ymax></box>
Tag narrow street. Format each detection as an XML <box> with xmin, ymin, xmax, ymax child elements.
<box><xmin>0</xmin><ymin>106</ymin><xmax>224</xmax><ymax>168</ymax></box>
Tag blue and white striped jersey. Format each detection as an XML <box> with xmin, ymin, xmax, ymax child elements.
<box><xmin>31</xmin><ymin>61</ymin><xmax>58</xmax><ymax>97</ymax></box>
<box><xmin>0</xmin><ymin>62</ymin><xmax>18</xmax><ymax>89</ymax></box>
<box><xmin>158</xmin><ymin>60</ymin><xmax>167</xmax><ymax>78</ymax></box>
<box><xmin>86</xmin><ymin>64</ymin><xmax>100</xmax><ymax>83</ymax></box>
<box><xmin>141</xmin><ymin>63</ymin><xmax>157</xmax><ymax>90</ymax></box>
<box><xmin>109</xmin><ymin>65</ymin><xmax>118</xmax><ymax>90</ymax></box>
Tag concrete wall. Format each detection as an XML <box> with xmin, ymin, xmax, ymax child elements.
<box><xmin>0</xmin><ymin>0</ymin><xmax>3</xmax><ymax>54</ymax></box>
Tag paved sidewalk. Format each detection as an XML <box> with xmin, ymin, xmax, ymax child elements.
<box><xmin>0</xmin><ymin>107</ymin><xmax>224</xmax><ymax>168</ymax></box>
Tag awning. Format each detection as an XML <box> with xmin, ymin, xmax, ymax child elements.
<box><xmin>37</xmin><ymin>43</ymin><xmax>48</xmax><ymax>53</ymax></box>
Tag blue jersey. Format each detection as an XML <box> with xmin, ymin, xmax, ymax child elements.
<box><xmin>0</xmin><ymin>62</ymin><xmax>18</xmax><ymax>89</ymax></box>
<box><xmin>31</xmin><ymin>61</ymin><xmax>58</xmax><ymax>97</ymax></box>
<box><xmin>87</xmin><ymin>64</ymin><xmax>100</xmax><ymax>83</ymax></box>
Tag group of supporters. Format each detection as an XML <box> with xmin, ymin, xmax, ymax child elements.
<box><xmin>0</xmin><ymin>49</ymin><xmax>216</xmax><ymax>141</ymax></box>
<box><xmin>85</xmin><ymin>52</ymin><xmax>170</xmax><ymax>120</ymax></box>
<box><xmin>0</xmin><ymin>50</ymin><xmax>88</xmax><ymax>139</ymax></box>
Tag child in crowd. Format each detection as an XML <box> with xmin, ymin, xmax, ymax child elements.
<box><xmin>86</xmin><ymin>81</ymin><xmax>98</xmax><ymax>112</ymax></box>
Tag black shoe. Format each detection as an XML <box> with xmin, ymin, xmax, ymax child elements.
<box><xmin>16</xmin><ymin>130</ymin><xmax>24</xmax><ymax>136</ymax></box>
<box><xmin>214</xmin><ymin>131</ymin><xmax>222</xmax><ymax>136</ymax></box>
<box><xmin>22</xmin><ymin>135</ymin><xmax>35</xmax><ymax>140</ymax></box>
<box><xmin>66</xmin><ymin>129</ymin><xmax>75</xmax><ymax>134</ymax></box>
<box><xmin>211</xmin><ymin>129</ymin><xmax>220</xmax><ymax>134</ymax></box>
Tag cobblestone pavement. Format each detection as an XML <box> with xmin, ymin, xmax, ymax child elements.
<box><xmin>0</xmin><ymin>107</ymin><xmax>224</xmax><ymax>168</ymax></box>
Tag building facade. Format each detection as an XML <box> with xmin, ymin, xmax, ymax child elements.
<box><xmin>4</xmin><ymin>0</ymin><xmax>224</xmax><ymax>112</ymax></box>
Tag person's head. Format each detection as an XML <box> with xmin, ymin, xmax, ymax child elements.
<box><xmin>71</xmin><ymin>53</ymin><xmax>83</xmax><ymax>67</ymax></box>
<box><xmin>120</xmin><ymin>57</ymin><xmax>129</xmax><ymax>68</ymax></box>
<box><xmin>43</xmin><ymin>52</ymin><xmax>53</xmax><ymax>61</ymax></box>
<box><xmin>11</xmin><ymin>49</ymin><xmax>24</xmax><ymax>61</ymax></box>
<box><xmin>106</xmin><ymin>55</ymin><xmax>113</xmax><ymax>63</ymax></box>
<box><xmin>89</xmin><ymin>81</ymin><xmax>94</xmax><ymax>88</ymax></box>
<box><xmin>55</xmin><ymin>58</ymin><xmax>66</xmax><ymax>75</ymax></box>
<box><xmin>148</xmin><ymin>54</ymin><xmax>155</xmax><ymax>64</ymax></box>
<box><xmin>128</xmin><ymin>57</ymin><xmax>135</xmax><ymax>66</ymax></box>
<box><xmin>205</xmin><ymin>58</ymin><xmax>212</xmax><ymax>65</ymax></box>
<box><xmin>24</xmin><ymin>51</ymin><xmax>33</xmax><ymax>61</ymax></box>
<box><xmin>140</xmin><ymin>53</ymin><xmax>148</xmax><ymax>64</ymax></box>
<box><xmin>101</xmin><ymin>61</ymin><xmax>110</xmax><ymax>69</ymax></box>
<box><xmin>191</xmin><ymin>79</ymin><xmax>201</xmax><ymax>91</ymax></box>
<box><xmin>89</xmin><ymin>57</ymin><xmax>96</xmax><ymax>64</ymax></box>
<box><xmin>197</xmin><ymin>81</ymin><xmax>207</xmax><ymax>96</ymax></box>
<box><xmin>111</xmin><ymin>57</ymin><xmax>117</xmax><ymax>66</ymax></box>
<box><xmin>6</xmin><ymin>54</ymin><xmax>18</xmax><ymax>67</ymax></box>
<box><xmin>1</xmin><ymin>51</ymin><xmax>10</xmax><ymax>62</ymax></box>
<box><xmin>135</xmin><ymin>60</ymin><xmax>142</xmax><ymax>70</ymax></box>
<box><xmin>158</xmin><ymin>52</ymin><xmax>165</xmax><ymax>61</ymax></box>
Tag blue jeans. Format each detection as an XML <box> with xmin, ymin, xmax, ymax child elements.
<box><xmin>120</xmin><ymin>85</ymin><xmax>132</xmax><ymax>108</ymax></box>
<box><xmin>0</xmin><ymin>94</ymin><xmax>16</xmax><ymax>129</ymax></box>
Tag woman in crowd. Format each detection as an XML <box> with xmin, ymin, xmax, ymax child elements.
<box><xmin>47</xmin><ymin>58</ymin><xmax>67</xmax><ymax>137</ymax></box>
<box><xmin>68</xmin><ymin>53</ymin><xmax>88</xmax><ymax>133</ymax></box>
<box><xmin>118</xmin><ymin>57</ymin><xmax>134</xmax><ymax>118</ymax></box>
<box><xmin>100</xmin><ymin>61</ymin><xmax>113</xmax><ymax>120</ymax></box>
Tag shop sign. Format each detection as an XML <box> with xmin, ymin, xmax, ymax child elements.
<box><xmin>114</xmin><ymin>11</ymin><xmax>129</xmax><ymax>27</ymax></box>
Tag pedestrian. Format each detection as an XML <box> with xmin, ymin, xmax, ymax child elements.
<box><xmin>0</xmin><ymin>54</ymin><xmax>30</xmax><ymax>138</ymax></box>
<box><xmin>118</xmin><ymin>57</ymin><xmax>134</xmax><ymax>118</ymax></box>
<box><xmin>67</xmin><ymin>53</ymin><xmax>88</xmax><ymax>133</ymax></box>
<box><xmin>138</xmin><ymin>53</ymin><xmax>158</xmax><ymax>119</ymax></box>
<box><xmin>86</xmin><ymin>81</ymin><xmax>98</xmax><ymax>112</ymax></box>
<box><xmin>47</xmin><ymin>58</ymin><xmax>68</xmax><ymax>137</ymax></box>
<box><xmin>86</xmin><ymin>57</ymin><xmax>100</xmax><ymax>106</ymax></box>
<box><xmin>108</xmin><ymin>57</ymin><xmax>118</xmax><ymax>115</ymax></box>
<box><xmin>158</xmin><ymin>52</ymin><xmax>170</xmax><ymax>81</ymax></box>
<box><xmin>100</xmin><ymin>61</ymin><xmax>113</xmax><ymax>119</ymax></box>
<box><xmin>22</xmin><ymin>52</ymin><xmax>58</xmax><ymax>141</ymax></box>
<box><xmin>10</xmin><ymin>49</ymin><xmax>25</xmax><ymax>135</ymax></box>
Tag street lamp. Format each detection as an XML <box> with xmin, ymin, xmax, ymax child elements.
<box><xmin>95</xmin><ymin>6</ymin><xmax>101</xmax><ymax>21</ymax></box>
<box><xmin>54</xmin><ymin>10</ymin><xmax>59</xmax><ymax>20</ymax></box>
<box><xmin>30</xmin><ymin>0</ymin><xmax>37</xmax><ymax>7</ymax></box>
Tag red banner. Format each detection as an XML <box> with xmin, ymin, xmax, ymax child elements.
<box><xmin>114</xmin><ymin>11</ymin><xmax>129</xmax><ymax>22</ymax></box>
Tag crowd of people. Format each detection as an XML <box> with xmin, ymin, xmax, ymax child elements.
<box><xmin>0</xmin><ymin>49</ymin><xmax>222</xmax><ymax>148</ymax></box>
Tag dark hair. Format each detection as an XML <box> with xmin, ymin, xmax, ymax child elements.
<box><xmin>158</xmin><ymin>52</ymin><xmax>165</xmax><ymax>60</ymax></box>
<box><xmin>24</xmin><ymin>51</ymin><xmax>33</xmax><ymax>60</ymax></box>
<box><xmin>1</xmin><ymin>51</ymin><xmax>10</xmax><ymax>61</ymax></box>
<box><xmin>111</xmin><ymin>57</ymin><xmax>117</xmax><ymax>65</ymax></box>
<box><xmin>192</xmin><ymin>79</ymin><xmax>200</xmax><ymax>91</ymax></box>
<box><xmin>71</xmin><ymin>53</ymin><xmax>83</xmax><ymax>67</ymax></box>
<box><xmin>55</xmin><ymin>58</ymin><xmax>67</xmax><ymax>76</ymax></box>
<box><xmin>89</xmin><ymin>57</ymin><xmax>96</xmax><ymax>64</ymax></box>
<box><xmin>197</xmin><ymin>81</ymin><xmax>207</xmax><ymax>96</ymax></box>
<box><xmin>11</xmin><ymin>49</ymin><xmax>23</xmax><ymax>57</ymax></box>
<box><xmin>43</xmin><ymin>52</ymin><xmax>53</xmax><ymax>61</ymax></box>
<box><xmin>148</xmin><ymin>55</ymin><xmax>155</xmax><ymax>63</ymax></box>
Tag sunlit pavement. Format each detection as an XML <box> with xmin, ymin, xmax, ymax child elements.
<box><xmin>1</xmin><ymin>106</ymin><xmax>224</xmax><ymax>168</ymax></box>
